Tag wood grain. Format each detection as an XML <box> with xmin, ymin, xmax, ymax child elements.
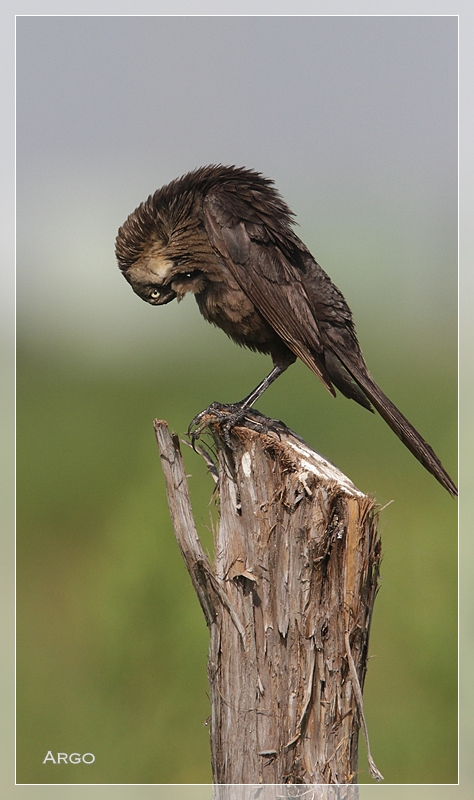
<box><xmin>154</xmin><ymin>414</ymin><xmax>382</xmax><ymax>785</ymax></box>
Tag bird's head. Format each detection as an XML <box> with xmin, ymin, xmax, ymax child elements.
<box><xmin>120</xmin><ymin>241</ymin><xmax>207</xmax><ymax>306</ymax></box>
<box><xmin>115</xmin><ymin>190</ymin><xmax>208</xmax><ymax>305</ymax></box>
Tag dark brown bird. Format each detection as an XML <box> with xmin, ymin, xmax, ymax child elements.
<box><xmin>115</xmin><ymin>165</ymin><xmax>457</xmax><ymax>497</ymax></box>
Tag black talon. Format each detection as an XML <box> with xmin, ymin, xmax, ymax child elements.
<box><xmin>188</xmin><ymin>401</ymin><xmax>250</xmax><ymax>448</ymax></box>
<box><xmin>187</xmin><ymin>402</ymin><xmax>285</xmax><ymax>452</ymax></box>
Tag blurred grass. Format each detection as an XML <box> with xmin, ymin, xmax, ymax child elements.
<box><xmin>16</xmin><ymin>321</ymin><xmax>457</xmax><ymax>784</ymax></box>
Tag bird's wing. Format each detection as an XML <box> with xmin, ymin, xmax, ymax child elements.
<box><xmin>203</xmin><ymin>187</ymin><xmax>457</xmax><ymax>496</ymax></box>
<box><xmin>203</xmin><ymin>189</ymin><xmax>336</xmax><ymax>395</ymax></box>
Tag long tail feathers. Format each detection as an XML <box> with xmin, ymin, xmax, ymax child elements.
<box><xmin>334</xmin><ymin>353</ymin><xmax>457</xmax><ymax>497</ymax></box>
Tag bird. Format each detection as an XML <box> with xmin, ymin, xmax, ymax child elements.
<box><xmin>115</xmin><ymin>165</ymin><xmax>457</xmax><ymax>497</ymax></box>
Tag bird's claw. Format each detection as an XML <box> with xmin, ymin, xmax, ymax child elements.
<box><xmin>188</xmin><ymin>402</ymin><xmax>247</xmax><ymax>449</ymax></box>
<box><xmin>188</xmin><ymin>402</ymin><xmax>270</xmax><ymax>449</ymax></box>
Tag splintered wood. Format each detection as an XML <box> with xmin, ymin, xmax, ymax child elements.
<box><xmin>154</xmin><ymin>416</ymin><xmax>382</xmax><ymax>785</ymax></box>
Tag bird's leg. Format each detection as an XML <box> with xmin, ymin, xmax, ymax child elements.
<box><xmin>188</xmin><ymin>363</ymin><xmax>290</xmax><ymax>447</ymax></box>
<box><xmin>233</xmin><ymin>363</ymin><xmax>288</xmax><ymax>410</ymax></box>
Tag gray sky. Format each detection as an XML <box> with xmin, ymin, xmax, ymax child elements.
<box><xmin>16</xmin><ymin>15</ymin><xmax>457</xmax><ymax>363</ymax></box>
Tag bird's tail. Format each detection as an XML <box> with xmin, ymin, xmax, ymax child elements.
<box><xmin>334</xmin><ymin>351</ymin><xmax>457</xmax><ymax>497</ymax></box>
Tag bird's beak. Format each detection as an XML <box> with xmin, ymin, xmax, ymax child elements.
<box><xmin>151</xmin><ymin>286</ymin><xmax>177</xmax><ymax>305</ymax></box>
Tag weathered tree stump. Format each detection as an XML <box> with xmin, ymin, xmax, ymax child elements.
<box><xmin>154</xmin><ymin>412</ymin><xmax>382</xmax><ymax>786</ymax></box>
<box><xmin>213</xmin><ymin>784</ymin><xmax>360</xmax><ymax>800</ymax></box>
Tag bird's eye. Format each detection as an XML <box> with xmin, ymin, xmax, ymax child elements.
<box><xmin>150</xmin><ymin>289</ymin><xmax>160</xmax><ymax>299</ymax></box>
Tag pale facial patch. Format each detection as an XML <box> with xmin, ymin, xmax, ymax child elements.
<box><xmin>148</xmin><ymin>256</ymin><xmax>174</xmax><ymax>280</ymax></box>
<box><xmin>128</xmin><ymin>255</ymin><xmax>174</xmax><ymax>287</ymax></box>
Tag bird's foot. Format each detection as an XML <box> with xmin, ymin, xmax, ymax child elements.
<box><xmin>188</xmin><ymin>402</ymin><xmax>270</xmax><ymax>449</ymax></box>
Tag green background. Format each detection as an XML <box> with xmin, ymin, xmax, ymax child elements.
<box><xmin>17</xmin><ymin>304</ymin><xmax>457</xmax><ymax>784</ymax></box>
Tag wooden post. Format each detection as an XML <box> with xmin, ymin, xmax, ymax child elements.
<box><xmin>213</xmin><ymin>784</ymin><xmax>361</xmax><ymax>799</ymax></box>
<box><xmin>154</xmin><ymin>411</ymin><xmax>382</xmax><ymax>786</ymax></box>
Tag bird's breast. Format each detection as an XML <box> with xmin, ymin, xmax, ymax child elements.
<box><xmin>195</xmin><ymin>277</ymin><xmax>279</xmax><ymax>354</ymax></box>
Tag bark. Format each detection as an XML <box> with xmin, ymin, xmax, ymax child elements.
<box><xmin>213</xmin><ymin>784</ymin><xmax>360</xmax><ymax>800</ymax></box>
<box><xmin>154</xmin><ymin>412</ymin><xmax>382</xmax><ymax>786</ymax></box>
